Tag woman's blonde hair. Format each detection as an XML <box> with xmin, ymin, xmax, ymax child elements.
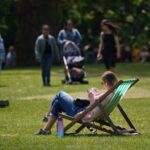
<box><xmin>101</xmin><ymin>71</ymin><xmax>118</xmax><ymax>86</ymax></box>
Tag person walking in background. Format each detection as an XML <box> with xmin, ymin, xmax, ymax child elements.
<box><xmin>35</xmin><ymin>24</ymin><xmax>59</xmax><ymax>86</ymax></box>
<box><xmin>97</xmin><ymin>19</ymin><xmax>121</xmax><ymax>72</ymax></box>
<box><xmin>6</xmin><ymin>46</ymin><xmax>16</xmax><ymax>68</ymax></box>
<box><xmin>57</xmin><ymin>19</ymin><xmax>82</xmax><ymax>49</ymax></box>
<box><xmin>57</xmin><ymin>20</ymin><xmax>82</xmax><ymax>81</ymax></box>
<box><xmin>0</xmin><ymin>34</ymin><xmax>5</xmax><ymax>73</ymax></box>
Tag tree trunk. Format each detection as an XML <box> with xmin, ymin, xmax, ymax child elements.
<box><xmin>15</xmin><ymin>0</ymin><xmax>62</xmax><ymax>66</ymax></box>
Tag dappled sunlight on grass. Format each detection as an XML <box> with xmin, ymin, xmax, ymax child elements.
<box><xmin>0</xmin><ymin>63</ymin><xmax>150</xmax><ymax>150</ymax></box>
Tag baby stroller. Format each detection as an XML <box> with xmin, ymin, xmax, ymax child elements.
<box><xmin>62</xmin><ymin>41</ymin><xmax>89</xmax><ymax>84</ymax></box>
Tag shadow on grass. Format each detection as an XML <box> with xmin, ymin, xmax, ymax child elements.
<box><xmin>65</xmin><ymin>133</ymin><xmax>112</xmax><ymax>137</ymax></box>
<box><xmin>0</xmin><ymin>85</ymin><xmax>8</xmax><ymax>88</ymax></box>
<box><xmin>43</xmin><ymin>85</ymin><xmax>60</xmax><ymax>88</ymax></box>
<box><xmin>65</xmin><ymin>134</ymin><xmax>141</xmax><ymax>138</ymax></box>
<box><xmin>64</xmin><ymin>132</ymin><xmax>140</xmax><ymax>138</ymax></box>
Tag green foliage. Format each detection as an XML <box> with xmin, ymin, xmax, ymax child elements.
<box><xmin>62</xmin><ymin>0</ymin><xmax>150</xmax><ymax>47</ymax></box>
<box><xmin>0</xmin><ymin>0</ymin><xmax>150</xmax><ymax>53</ymax></box>
<box><xmin>0</xmin><ymin>0</ymin><xmax>17</xmax><ymax>47</ymax></box>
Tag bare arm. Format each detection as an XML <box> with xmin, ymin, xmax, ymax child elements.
<box><xmin>97</xmin><ymin>32</ymin><xmax>104</xmax><ymax>60</ymax></box>
<box><xmin>34</xmin><ymin>38</ymin><xmax>41</xmax><ymax>62</ymax></box>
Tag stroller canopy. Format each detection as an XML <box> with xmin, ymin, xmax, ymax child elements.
<box><xmin>63</xmin><ymin>41</ymin><xmax>84</xmax><ymax>65</ymax></box>
<box><xmin>63</xmin><ymin>41</ymin><xmax>81</xmax><ymax>57</ymax></box>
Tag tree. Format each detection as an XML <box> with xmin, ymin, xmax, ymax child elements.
<box><xmin>62</xmin><ymin>0</ymin><xmax>150</xmax><ymax>47</ymax></box>
<box><xmin>0</xmin><ymin>0</ymin><xmax>16</xmax><ymax>48</ymax></box>
<box><xmin>15</xmin><ymin>0</ymin><xmax>63</xmax><ymax>66</ymax></box>
<box><xmin>0</xmin><ymin>0</ymin><xmax>149</xmax><ymax>66</ymax></box>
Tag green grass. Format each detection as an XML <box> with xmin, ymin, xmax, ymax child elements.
<box><xmin>0</xmin><ymin>63</ymin><xmax>150</xmax><ymax>150</ymax></box>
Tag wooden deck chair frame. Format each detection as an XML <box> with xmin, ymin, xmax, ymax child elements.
<box><xmin>59</xmin><ymin>78</ymin><xmax>139</xmax><ymax>135</ymax></box>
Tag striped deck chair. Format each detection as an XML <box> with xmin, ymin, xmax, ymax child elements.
<box><xmin>59</xmin><ymin>78</ymin><xmax>139</xmax><ymax>135</ymax></box>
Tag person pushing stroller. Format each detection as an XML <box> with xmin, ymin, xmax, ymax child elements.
<box><xmin>57</xmin><ymin>19</ymin><xmax>82</xmax><ymax>49</ymax></box>
<box><xmin>62</xmin><ymin>41</ymin><xmax>88</xmax><ymax>84</ymax></box>
<box><xmin>57</xmin><ymin>19</ymin><xmax>88</xmax><ymax>84</ymax></box>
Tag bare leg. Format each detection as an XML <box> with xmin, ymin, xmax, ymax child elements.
<box><xmin>43</xmin><ymin>116</ymin><xmax>57</xmax><ymax>132</ymax></box>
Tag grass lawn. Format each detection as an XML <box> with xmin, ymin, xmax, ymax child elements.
<box><xmin>0</xmin><ymin>63</ymin><xmax>150</xmax><ymax>150</ymax></box>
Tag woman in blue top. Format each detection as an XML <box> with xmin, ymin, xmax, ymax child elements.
<box><xmin>97</xmin><ymin>19</ymin><xmax>121</xmax><ymax>72</ymax></box>
<box><xmin>57</xmin><ymin>19</ymin><xmax>82</xmax><ymax>48</ymax></box>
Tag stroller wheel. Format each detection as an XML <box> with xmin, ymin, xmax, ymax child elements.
<box><xmin>80</xmin><ymin>79</ymin><xmax>89</xmax><ymax>84</ymax></box>
<box><xmin>61</xmin><ymin>79</ymin><xmax>66</xmax><ymax>84</ymax></box>
<box><xmin>61</xmin><ymin>79</ymin><xmax>73</xmax><ymax>84</ymax></box>
<box><xmin>61</xmin><ymin>79</ymin><xmax>68</xmax><ymax>84</ymax></box>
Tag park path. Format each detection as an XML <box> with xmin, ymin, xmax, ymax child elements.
<box><xmin>19</xmin><ymin>87</ymin><xmax>150</xmax><ymax>100</ymax></box>
<box><xmin>19</xmin><ymin>92</ymin><xmax>88</xmax><ymax>100</ymax></box>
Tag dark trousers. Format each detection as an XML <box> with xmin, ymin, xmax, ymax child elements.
<box><xmin>41</xmin><ymin>54</ymin><xmax>52</xmax><ymax>85</ymax></box>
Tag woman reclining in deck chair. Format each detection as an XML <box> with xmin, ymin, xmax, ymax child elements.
<box><xmin>35</xmin><ymin>71</ymin><xmax>118</xmax><ymax>135</ymax></box>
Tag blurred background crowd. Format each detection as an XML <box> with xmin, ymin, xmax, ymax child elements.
<box><xmin>0</xmin><ymin>0</ymin><xmax>149</xmax><ymax>67</ymax></box>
